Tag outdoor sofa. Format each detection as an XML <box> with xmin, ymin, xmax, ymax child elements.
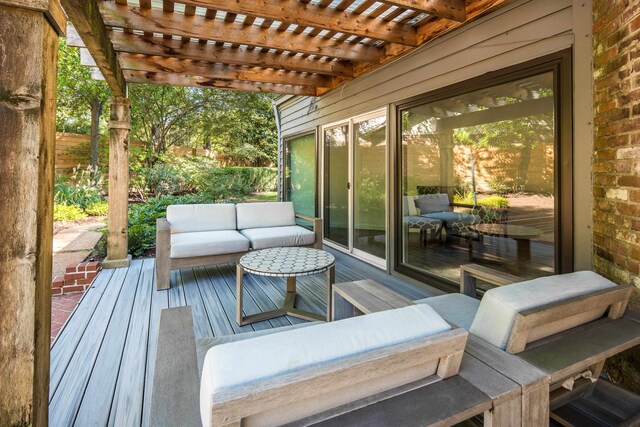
<box><xmin>155</xmin><ymin>201</ymin><xmax>322</xmax><ymax>290</ymax></box>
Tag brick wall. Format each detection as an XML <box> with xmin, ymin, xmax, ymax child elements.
<box><xmin>593</xmin><ymin>0</ymin><xmax>640</xmax><ymax>392</ymax></box>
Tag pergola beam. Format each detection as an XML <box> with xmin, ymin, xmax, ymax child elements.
<box><xmin>182</xmin><ymin>0</ymin><xmax>418</xmax><ymax>46</ymax></box>
<box><xmin>109</xmin><ymin>32</ymin><xmax>354</xmax><ymax>77</ymax></box>
<box><xmin>118</xmin><ymin>53</ymin><xmax>333</xmax><ymax>88</ymax></box>
<box><xmin>60</xmin><ymin>0</ymin><xmax>127</xmax><ymax>97</ymax></box>
<box><xmin>99</xmin><ymin>2</ymin><xmax>381</xmax><ymax>62</ymax></box>
<box><xmin>124</xmin><ymin>71</ymin><xmax>319</xmax><ymax>96</ymax></box>
<box><xmin>382</xmin><ymin>0</ymin><xmax>466</xmax><ymax>22</ymax></box>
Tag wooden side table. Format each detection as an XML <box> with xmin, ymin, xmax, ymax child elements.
<box><xmin>331</xmin><ymin>279</ymin><xmax>413</xmax><ymax>321</ymax></box>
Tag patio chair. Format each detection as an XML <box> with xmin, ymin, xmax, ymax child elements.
<box><xmin>415</xmin><ymin>193</ymin><xmax>481</xmax><ymax>241</ymax></box>
<box><xmin>402</xmin><ymin>196</ymin><xmax>442</xmax><ymax>247</ymax></box>
<box><xmin>415</xmin><ymin>265</ymin><xmax>640</xmax><ymax>425</ymax></box>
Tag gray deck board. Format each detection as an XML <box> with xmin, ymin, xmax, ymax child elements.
<box><xmin>49</xmin><ymin>248</ymin><xmax>434</xmax><ymax>426</ymax></box>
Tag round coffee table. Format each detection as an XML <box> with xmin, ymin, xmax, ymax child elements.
<box><xmin>472</xmin><ymin>223</ymin><xmax>543</xmax><ymax>261</ymax></box>
<box><xmin>236</xmin><ymin>247</ymin><xmax>336</xmax><ymax>326</ymax></box>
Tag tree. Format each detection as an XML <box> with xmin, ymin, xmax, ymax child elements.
<box><xmin>56</xmin><ymin>39</ymin><xmax>111</xmax><ymax>179</ymax></box>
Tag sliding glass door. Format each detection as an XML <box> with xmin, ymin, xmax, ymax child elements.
<box><xmin>284</xmin><ymin>133</ymin><xmax>317</xmax><ymax>220</ymax></box>
<box><xmin>323</xmin><ymin>111</ymin><xmax>387</xmax><ymax>264</ymax></box>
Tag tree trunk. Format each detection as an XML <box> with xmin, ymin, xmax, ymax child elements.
<box><xmin>516</xmin><ymin>142</ymin><xmax>533</xmax><ymax>192</ymax></box>
<box><xmin>90</xmin><ymin>97</ymin><xmax>102</xmax><ymax>182</ymax></box>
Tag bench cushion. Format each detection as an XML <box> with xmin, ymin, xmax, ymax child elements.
<box><xmin>415</xmin><ymin>194</ymin><xmax>450</xmax><ymax>214</ymax></box>
<box><xmin>200</xmin><ymin>305</ymin><xmax>451</xmax><ymax>426</ymax></box>
<box><xmin>236</xmin><ymin>201</ymin><xmax>296</xmax><ymax>230</ymax></box>
<box><xmin>167</xmin><ymin>204</ymin><xmax>236</xmax><ymax>233</ymax></box>
<box><xmin>416</xmin><ymin>293</ymin><xmax>480</xmax><ymax>331</ymax></box>
<box><xmin>170</xmin><ymin>230</ymin><xmax>249</xmax><ymax>258</ymax></box>
<box><xmin>470</xmin><ymin>271</ymin><xmax>617</xmax><ymax>350</ymax></box>
<box><xmin>240</xmin><ymin>225</ymin><xmax>315</xmax><ymax>250</ymax></box>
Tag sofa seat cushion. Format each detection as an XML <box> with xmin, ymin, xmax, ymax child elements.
<box><xmin>167</xmin><ymin>203</ymin><xmax>237</xmax><ymax>233</ymax></box>
<box><xmin>240</xmin><ymin>225</ymin><xmax>315</xmax><ymax>250</ymax></box>
<box><xmin>236</xmin><ymin>201</ymin><xmax>296</xmax><ymax>230</ymax></box>
<box><xmin>170</xmin><ymin>230</ymin><xmax>249</xmax><ymax>259</ymax></box>
<box><xmin>470</xmin><ymin>271</ymin><xmax>617</xmax><ymax>350</ymax></box>
<box><xmin>200</xmin><ymin>305</ymin><xmax>451</xmax><ymax>426</ymax></box>
<box><xmin>404</xmin><ymin>215</ymin><xmax>442</xmax><ymax>230</ymax></box>
<box><xmin>416</xmin><ymin>294</ymin><xmax>480</xmax><ymax>331</ymax></box>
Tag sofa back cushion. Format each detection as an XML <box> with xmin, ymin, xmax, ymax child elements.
<box><xmin>469</xmin><ymin>271</ymin><xmax>616</xmax><ymax>350</ymax></box>
<box><xmin>167</xmin><ymin>204</ymin><xmax>236</xmax><ymax>233</ymax></box>
<box><xmin>200</xmin><ymin>304</ymin><xmax>452</xmax><ymax>426</ymax></box>
<box><xmin>402</xmin><ymin>196</ymin><xmax>419</xmax><ymax>216</ymax></box>
<box><xmin>236</xmin><ymin>201</ymin><xmax>296</xmax><ymax>230</ymax></box>
<box><xmin>415</xmin><ymin>194</ymin><xmax>450</xmax><ymax>214</ymax></box>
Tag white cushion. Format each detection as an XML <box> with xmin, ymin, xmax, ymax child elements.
<box><xmin>402</xmin><ymin>196</ymin><xmax>419</xmax><ymax>216</ymax></box>
<box><xmin>167</xmin><ymin>204</ymin><xmax>236</xmax><ymax>233</ymax></box>
<box><xmin>170</xmin><ymin>230</ymin><xmax>249</xmax><ymax>258</ymax></box>
<box><xmin>236</xmin><ymin>202</ymin><xmax>296</xmax><ymax>230</ymax></box>
<box><xmin>415</xmin><ymin>194</ymin><xmax>451</xmax><ymax>214</ymax></box>
<box><xmin>470</xmin><ymin>271</ymin><xmax>617</xmax><ymax>350</ymax></box>
<box><xmin>200</xmin><ymin>305</ymin><xmax>451</xmax><ymax>427</ymax></box>
<box><xmin>416</xmin><ymin>293</ymin><xmax>480</xmax><ymax>331</ymax></box>
<box><xmin>240</xmin><ymin>225</ymin><xmax>315</xmax><ymax>250</ymax></box>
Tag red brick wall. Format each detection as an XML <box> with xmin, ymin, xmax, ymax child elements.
<box><xmin>593</xmin><ymin>0</ymin><xmax>640</xmax><ymax>392</ymax></box>
<box><xmin>593</xmin><ymin>0</ymin><xmax>640</xmax><ymax>309</ymax></box>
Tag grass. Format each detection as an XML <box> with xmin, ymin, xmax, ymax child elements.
<box><xmin>236</xmin><ymin>192</ymin><xmax>278</xmax><ymax>202</ymax></box>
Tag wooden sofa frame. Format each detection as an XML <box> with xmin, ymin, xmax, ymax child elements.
<box><xmin>458</xmin><ymin>263</ymin><xmax>640</xmax><ymax>425</ymax></box>
<box><xmin>155</xmin><ymin>213</ymin><xmax>323</xmax><ymax>290</ymax></box>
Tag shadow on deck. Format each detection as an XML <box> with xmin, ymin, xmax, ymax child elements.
<box><xmin>48</xmin><ymin>247</ymin><xmax>434</xmax><ymax>427</ymax></box>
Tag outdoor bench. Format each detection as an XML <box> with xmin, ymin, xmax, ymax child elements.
<box><xmin>155</xmin><ymin>201</ymin><xmax>322</xmax><ymax>290</ymax></box>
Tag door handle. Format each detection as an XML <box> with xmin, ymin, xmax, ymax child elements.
<box><xmin>347</xmin><ymin>182</ymin><xmax>351</xmax><ymax>190</ymax></box>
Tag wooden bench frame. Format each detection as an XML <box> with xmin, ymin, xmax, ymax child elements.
<box><xmin>155</xmin><ymin>213</ymin><xmax>323</xmax><ymax>290</ymax></box>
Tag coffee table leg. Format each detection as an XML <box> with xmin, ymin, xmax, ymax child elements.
<box><xmin>236</xmin><ymin>264</ymin><xmax>244</xmax><ymax>326</ymax></box>
<box><xmin>515</xmin><ymin>238</ymin><xmax>531</xmax><ymax>261</ymax></box>
<box><xmin>284</xmin><ymin>277</ymin><xmax>297</xmax><ymax>310</ymax></box>
<box><xmin>326</xmin><ymin>265</ymin><xmax>335</xmax><ymax>322</ymax></box>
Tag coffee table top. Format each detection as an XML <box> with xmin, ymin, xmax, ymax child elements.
<box><xmin>239</xmin><ymin>247</ymin><xmax>335</xmax><ymax>277</ymax></box>
<box><xmin>473</xmin><ymin>223</ymin><xmax>543</xmax><ymax>239</ymax></box>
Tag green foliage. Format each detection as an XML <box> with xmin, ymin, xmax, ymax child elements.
<box><xmin>54</xmin><ymin>167</ymin><xmax>103</xmax><ymax>209</ymax></box>
<box><xmin>54</xmin><ymin>204</ymin><xmax>88</xmax><ymax>222</ymax></box>
<box><xmin>138</xmin><ymin>163</ymin><xmax>188</xmax><ymax>197</ymax></box>
<box><xmin>85</xmin><ymin>201</ymin><xmax>109</xmax><ymax>216</ymax></box>
<box><xmin>127</xmin><ymin>194</ymin><xmax>216</xmax><ymax>257</ymax></box>
<box><xmin>454</xmin><ymin>191</ymin><xmax>509</xmax><ymax>208</ymax></box>
<box><xmin>182</xmin><ymin>162</ymin><xmax>278</xmax><ymax>199</ymax></box>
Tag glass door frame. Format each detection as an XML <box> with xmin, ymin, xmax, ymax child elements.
<box><xmin>393</xmin><ymin>50</ymin><xmax>573</xmax><ymax>291</ymax></box>
<box><xmin>321</xmin><ymin>108</ymin><xmax>388</xmax><ymax>268</ymax></box>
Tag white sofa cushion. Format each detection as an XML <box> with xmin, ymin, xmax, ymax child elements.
<box><xmin>200</xmin><ymin>305</ymin><xmax>451</xmax><ymax>427</ymax></box>
<box><xmin>236</xmin><ymin>202</ymin><xmax>296</xmax><ymax>230</ymax></box>
<box><xmin>416</xmin><ymin>293</ymin><xmax>480</xmax><ymax>331</ymax></box>
<box><xmin>470</xmin><ymin>271</ymin><xmax>616</xmax><ymax>350</ymax></box>
<box><xmin>415</xmin><ymin>194</ymin><xmax>451</xmax><ymax>213</ymax></box>
<box><xmin>170</xmin><ymin>230</ymin><xmax>249</xmax><ymax>258</ymax></box>
<box><xmin>167</xmin><ymin>204</ymin><xmax>236</xmax><ymax>233</ymax></box>
<box><xmin>240</xmin><ymin>225</ymin><xmax>315</xmax><ymax>250</ymax></box>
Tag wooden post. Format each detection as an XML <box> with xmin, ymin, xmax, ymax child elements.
<box><xmin>0</xmin><ymin>1</ymin><xmax>65</xmax><ymax>425</ymax></box>
<box><xmin>103</xmin><ymin>96</ymin><xmax>132</xmax><ymax>268</ymax></box>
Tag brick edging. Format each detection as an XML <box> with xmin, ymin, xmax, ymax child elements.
<box><xmin>52</xmin><ymin>261</ymin><xmax>101</xmax><ymax>295</ymax></box>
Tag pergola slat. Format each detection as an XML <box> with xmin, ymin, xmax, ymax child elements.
<box><xmin>60</xmin><ymin>0</ymin><xmax>126</xmax><ymax>97</ymax></box>
<box><xmin>381</xmin><ymin>0</ymin><xmax>466</xmax><ymax>22</ymax></box>
<box><xmin>123</xmin><ymin>70</ymin><xmax>318</xmax><ymax>95</ymax></box>
<box><xmin>99</xmin><ymin>2</ymin><xmax>382</xmax><ymax>62</ymax></box>
<box><xmin>117</xmin><ymin>52</ymin><xmax>333</xmax><ymax>88</ymax></box>
<box><xmin>178</xmin><ymin>0</ymin><xmax>417</xmax><ymax>46</ymax></box>
<box><xmin>109</xmin><ymin>32</ymin><xmax>354</xmax><ymax>77</ymax></box>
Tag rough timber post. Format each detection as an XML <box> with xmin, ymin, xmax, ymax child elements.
<box><xmin>0</xmin><ymin>0</ymin><xmax>65</xmax><ymax>425</ymax></box>
<box><xmin>103</xmin><ymin>97</ymin><xmax>132</xmax><ymax>268</ymax></box>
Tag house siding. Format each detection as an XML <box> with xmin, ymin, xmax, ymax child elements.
<box><xmin>277</xmin><ymin>0</ymin><xmax>593</xmax><ymax>271</ymax></box>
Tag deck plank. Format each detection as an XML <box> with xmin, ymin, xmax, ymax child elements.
<box><xmin>50</xmin><ymin>250</ymin><xmax>434</xmax><ymax>427</ymax></box>
<box><xmin>109</xmin><ymin>259</ymin><xmax>156</xmax><ymax>427</ymax></box>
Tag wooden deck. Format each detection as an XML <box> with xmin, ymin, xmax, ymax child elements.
<box><xmin>48</xmin><ymin>247</ymin><xmax>434</xmax><ymax>427</ymax></box>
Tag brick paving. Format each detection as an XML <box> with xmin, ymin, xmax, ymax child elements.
<box><xmin>51</xmin><ymin>292</ymin><xmax>84</xmax><ymax>345</ymax></box>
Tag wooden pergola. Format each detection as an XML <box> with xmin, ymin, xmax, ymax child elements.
<box><xmin>0</xmin><ymin>0</ymin><xmax>513</xmax><ymax>424</ymax></box>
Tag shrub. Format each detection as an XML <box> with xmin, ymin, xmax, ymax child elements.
<box><xmin>138</xmin><ymin>163</ymin><xmax>187</xmax><ymax>197</ymax></box>
<box><xmin>127</xmin><ymin>193</ymin><xmax>216</xmax><ymax>257</ymax></box>
<box><xmin>54</xmin><ymin>204</ymin><xmax>87</xmax><ymax>222</ymax></box>
<box><xmin>54</xmin><ymin>166</ymin><xmax>103</xmax><ymax>209</ymax></box>
<box><xmin>85</xmin><ymin>201</ymin><xmax>109</xmax><ymax>216</ymax></box>
<box><xmin>191</xmin><ymin>166</ymin><xmax>277</xmax><ymax>199</ymax></box>
<box><xmin>454</xmin><ymin>192</ymin><xmax>509</xmax><ymax>208</ymax></box>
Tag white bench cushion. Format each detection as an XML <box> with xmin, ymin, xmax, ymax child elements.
<box><xmin>236</xmin><ymin>201</ymin><xmax>296</xmax><ymax>230</ymax></box>
<box><xmin>167</xmin><ymin>204</ymin><xmax>236</xmax><ymax>233</ymax></box>
<box><xmin>240</xmin><ymin>225</ymin><xmax>315</xmax><ymax>250</ymax></box>
<box><xmin>170</xmin><ymin>230</ymin><xmax>249</xmax><ymax>258</ymax></box>
<box><xmin>200</xmin><ymin>305</ymin><xmax>451</xmax><ymax>426</ymax></box>
<box><xmin>415</xmin><ymin>194</ymin><xmax>450</xmax><ymax>214</ymax></box>
<box><xmin>416</xmin><ymin>293</ymin><xmax>480</xmax><ymax>331</ymax></box>
<box><xmin>470</xmin><ymin>271</ymin><xmax>616</xmax><ymax>349</ymax></box>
